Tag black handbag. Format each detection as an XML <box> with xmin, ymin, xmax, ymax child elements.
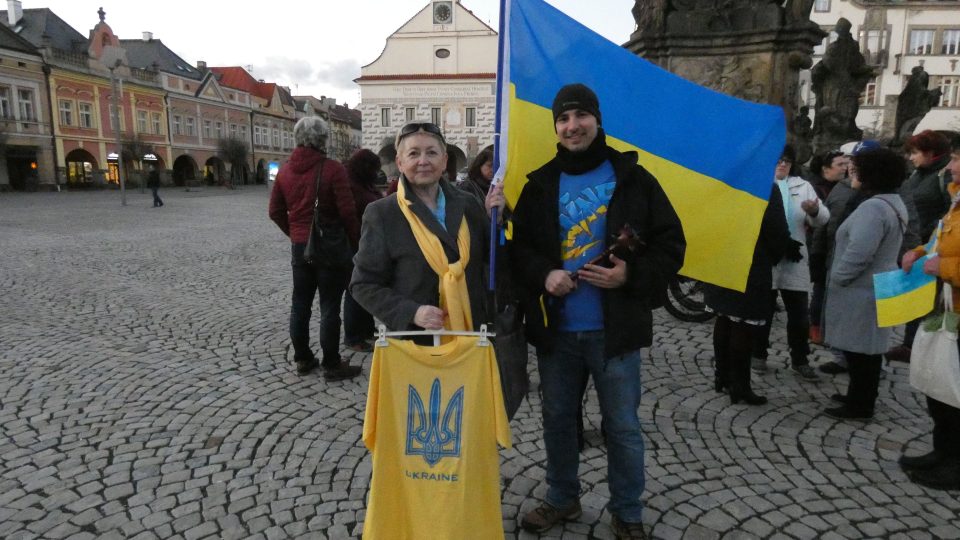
<box><xmin>493</xmin><ymin>302</ymin><xmax>530</xmax><ymax>421</ymax></box>
<box><xmin>303</xmin><ymin>161</ymin><xmax>353</xmax><ymax>270</ymax></box>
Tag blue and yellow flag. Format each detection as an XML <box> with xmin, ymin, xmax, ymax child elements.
<box><xmin>873</xmin><ymin>255</ymin><xmax>937</xmax><ymax>328</ymax></box>
<box><xmin>494</xmin><ymin>0</ymin><xmax>785</xmax><ymax>291</ymax></box>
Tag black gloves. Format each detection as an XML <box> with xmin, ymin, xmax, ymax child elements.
<box><xmin>785</xmin><ymin>239</ymin><xmax>804</xmax><ymax>263</ymax></box>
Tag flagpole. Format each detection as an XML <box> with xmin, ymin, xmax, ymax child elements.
<box><xmin>489</xmin><ymin>0</ymin><xmax>510</xmax><ymax>293</ymax></box>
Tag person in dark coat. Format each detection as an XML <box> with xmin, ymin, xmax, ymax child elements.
<box><xmin>704</xmin><ymin>184</ymin><xmax>799</xmax><ymax>405</ymax></box>
<box><xmin>147</xmin><ymin>166</ymin><xmax>163</xmax><ymax>207</ymax></box>
<box><xmin>342</xmin><ymin>149</ymin><xmax>384</xmax><ymax>352</ymax></box>
<box><xmin>807</xmin><ymin>149</ymin><xmax>848</xmax><ymax>344</ymax></box>
<box><xmin>268</xmin><ymin>116</ymin><xmax>362</xmax><ymax>380</ymax></box>
<box><xmin>459</xmin><ymin>145</ymin><xmax>494</xmax><ymax>206</ymax></box>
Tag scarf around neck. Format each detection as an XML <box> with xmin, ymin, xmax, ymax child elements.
<box><xmin>555</xmin><ymin>128</ymin><xmax>609</xmax><ymax>175</ymax></box>
<box><xmin>396</xmin><ymin>177</ymin><xmax>473</xmax><ymax>332</ymax></box>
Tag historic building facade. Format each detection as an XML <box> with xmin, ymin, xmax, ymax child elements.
<box><xmin>356</xmin><ymin>0</ymin><xmax>497</xmax><ymax>174</ymax></box>
<box><xmin>801</xmin><ymin>0</ymin><xmax>960</xmax><ymax>138</ymax></box>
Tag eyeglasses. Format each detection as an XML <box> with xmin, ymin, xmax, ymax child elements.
<box><xmin>777</xmin><ymin>158</ymin><xmax>793</xmax><ymax>166</ymax></box>
<box><xmin>397</xmin><ymin>122</ymin><xmax>445</xmax><ymax>145</ymax></box>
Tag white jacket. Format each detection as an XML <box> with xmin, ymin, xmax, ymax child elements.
<box><xmin>772</xmin><ymin>175</ymin><xmax>830</xmax><ymax>291</ymax></box>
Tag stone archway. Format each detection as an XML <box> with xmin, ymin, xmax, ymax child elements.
<box><xmin>172</xmin><ymin>155</ymin><xmax>198</xmax><ymax>187</ymax></box>
<box><xmin>446</xmin><ymin>144</ymin><xmax>467</xmax><ymax>181</ymax></box>
<box><xmin>204</xmin><ymin>156</ymin><xmax>225</xmax><ymax>185</ymax></box>
<box><xmin>256</xmin><ymin>159</ymin><xmax>267</xmax><ymax>184</ymax></box>
<box><xmin>64</xmin><ymin>149</ymin><xmax>98</xmax><ymax>185</ymax></box>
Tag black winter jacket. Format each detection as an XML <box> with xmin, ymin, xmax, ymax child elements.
<box><xmin>510</xmin><ymin>146</ymin><xmax>686</xmax><ymax>359</ymax></box>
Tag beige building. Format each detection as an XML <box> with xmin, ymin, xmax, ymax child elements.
<box><xmin>356</xmin><ymin>0</ymin><xmax>497</xmax><ymax>174</ymax></box>
<box><xmin>801</xmin><ymin>0</ymin><xmax>960</xmax><ymax>138</ymax></box>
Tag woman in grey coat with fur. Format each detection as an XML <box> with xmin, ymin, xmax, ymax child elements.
<box><xmin>823</xmin><ymin>148</ymin><xmax>908</xmax><ymax>420</ymax></box>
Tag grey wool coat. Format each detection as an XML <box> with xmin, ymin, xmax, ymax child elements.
<box><xmin>349</xmin><ymin>177</ymin><xmax>490</xmax><ymax>332</ymax></box>
<box><xmin>823</xmin><ymin>194</ymin><xmax>908</xmax><ymax>354</ymax></box>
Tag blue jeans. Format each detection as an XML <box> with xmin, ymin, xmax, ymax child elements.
<box><xmin>537</xmin><ymin>331</ymin><xmax>645</xmax><ymax>522</ymax></box>
<box><xmin>289</xmin><ymin>243</ymin><xmax>349</xmax><ymax>366</ymax></box>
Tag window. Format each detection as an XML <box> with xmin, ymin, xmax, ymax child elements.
<box><xmin>152</xmin><ymin>112</ymin><xmax>162</xmax><ymax>135</ymax></box>
<box><xmin>254</xmin><ymin>125</ymin><xmax>262</xmax><ymax>145</ymax></box>
<box><xmin>137</xmin><ymin>110</ymin><xmax>148</xmax><ymax>133</ymax></box>
<box><xmin>406</xmin><ymin>107</ymin><xmax>416</xmax><ymax>122</ymax></box>
<box><xmin>215</xmin><ymin>121</ymin><xmax>223</xmax><ymax>139</ymax></box>
<box><xmin>185</xmin><ymin>116</ymin><xmax>196</xmax><ymax>136</ymax></box>
<box><xmin>272</xmin><ymin>127</ymin><xmax>280</xmax><ymax>147</ymax></box>
<box><xmin>240</xmin><ymin>125</ymin><xmax>248</xmax><ymax>142</ymax></box>
<box><xmin>860</xmin><ymin>29</ymin><xmax>884</xmax><ymax>55</ymax></box>
<box><xmin>58</xmin><ymin>99</ymin><xmax>73</xmax><ymax>126</ymax></box>
<box><xmin>380</xmin><ymin>107</ymin><xmax>391</xmax><ymax>127</ymax></box>
<box><xmin>17</xmin><ymin>88</ymin><xmax>34</xmax><ymax>121</ymax></box>
<box><xmin>813</xmin><ymin>0</ymin><xmax>830</xmax><ymax>12</ymax></box>
<box><xmin>172</xmin><ymin>114</ymin><xmax>182</xmax><ymax>135</ymax></box>
<box><xmin>230</xmin><ymin>123</ymin><xmax>238</xmax><ymax>138</ymax></box>
<box><xmin>909</xmin><ymin>29</ymin><xmax>935</xmax><ymax>55</ymax></box>
<box><xmin>939</xmin><ymin>76</ymin><xmax>960</xmax><ymax>107</ymax></box>
<box><xmin>0</xmin><ymin>87</ymin><xmax>11</xmax><ymax>119</ymax></box>
<box><xmin>860</xmin><ymin>76</ymin><xmax>878</xmax><ymax>106</ymax></box>
<box><xmin>203</xmin><ymin>119</ymin><xmax>212</xmax><ymax>138</ymax></box>
<box><xmin>431</xmin><ymin>107</ymin><xmax>441</xmax><ymax>126</ymax></box>
<box><xmin>465</xmin><ymin>107</ymin><xmax>476</xmax><ymax>127</ymax></box>
<box><xmin>943</xmin><ymin>29</ymin><xmax>960</xmax><ymax>55</ymax></box>
<box><xmin>79</xmin><ymin>102</ymin><xmax>93</xmax><ymax>128</ymax></box>
<box><xmin>110</xmin><ymin>106</ymin><xmax>122</xmax><ymax>132</ymax></box>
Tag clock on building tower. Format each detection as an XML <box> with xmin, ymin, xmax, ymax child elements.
<box><xmin>433</xmin><ymin>1</ymin><xmax>453</xmax><ymax>24</ymax></box>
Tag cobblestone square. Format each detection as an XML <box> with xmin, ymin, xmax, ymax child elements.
<box><xmin>1</xmin><ymin>188</ymin><xmax>958</xmax><ymax>539</ymax></box>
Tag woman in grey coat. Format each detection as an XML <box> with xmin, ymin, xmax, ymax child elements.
<box><xmin>823</xmin><ymin>148</ymin><xmax>908</xmax><ymax>420</ymax></box>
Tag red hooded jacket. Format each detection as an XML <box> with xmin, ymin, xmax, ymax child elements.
<box><xmin>269</xmin><ymin>146</ymin><xmax>360</xmax><ymax>246</ymax></box>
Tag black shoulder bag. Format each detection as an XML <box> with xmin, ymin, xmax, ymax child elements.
<box><xmin>303</xmin><ymin>160</ymin><xmax>353</xmax><ymax>270</ymax></box>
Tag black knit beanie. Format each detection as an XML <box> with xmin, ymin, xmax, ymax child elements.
<box><xmin>551</xmin><ymin>83</ymin><xmax>601</xmax><ymax>126</ymax></box>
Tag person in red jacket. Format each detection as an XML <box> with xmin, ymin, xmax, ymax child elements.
<box><xmin>269</xmin><ymin>116</ymin><xmax>362</xmax><ymax>380</ymax></box>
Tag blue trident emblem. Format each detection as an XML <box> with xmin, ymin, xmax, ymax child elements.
<box><xmin>406</xmin><ymin>378</ymin><xmax>464</xmax><ymax>467</ymax></box>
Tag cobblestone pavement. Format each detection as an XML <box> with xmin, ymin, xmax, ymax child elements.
<box><xmin>1</xmin><ymin>188</ymin><xmax>959</xmax><ymax>540</ymax></box>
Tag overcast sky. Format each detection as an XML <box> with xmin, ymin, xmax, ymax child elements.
<box><xmin>25</xmin><ymin>0</ymin><xmax>635</xmax><ymax>107</ymax></box>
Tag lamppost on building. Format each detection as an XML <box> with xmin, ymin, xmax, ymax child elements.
<box><xmin>102</xmin><ymin>47</ymin><xmax>126</xmax><ymax>206</ymax></box>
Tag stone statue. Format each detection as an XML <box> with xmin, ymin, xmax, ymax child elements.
<box><xmin>894</xmin><ymin>65</ymin><xmax>943</xmax><ymax>145</ymax></box>
<box><xmin>810</xmin><ymin>18</ymin><xmax>875</xmax><ymax>153</ymax></box>
<box><xmin>792</xmin><ymin>105</ymin><xmax>814</xmax><ymax>164</ymax></box>
<box><xmin>784</xmin><ymin>0</ymin><xmax>816</xmax><ymax>27</ymax></box>
<box><xmin>632</xmin><ymin>0</ymin><xmax>668</xmax><ymax>37</ymax></box>
<box><xmin>662</xmin><ymin>0</ymin><xmax>784</xmax><ymax>35</ymax></box>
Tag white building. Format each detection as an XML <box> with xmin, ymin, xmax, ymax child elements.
<box><xmin>801</xmin><ymin>0</ymin><xmax>960</xmax><ymax>138</ymax></box>
<box><xmin>355</xmin><ymin>0</ymin><xmax>498</xmax><ymax>174</ymax></box>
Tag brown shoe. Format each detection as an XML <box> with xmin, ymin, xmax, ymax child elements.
<box><xmin>612</xmin><ymin>515</ymin><xmax>648</xmax><ymax>540</ymax></box>
<box><xmin>520</xmin><ymin>501</ymin><xmax>582</xmax><ymax>533</ymax></box>
<box><xmin>884</xmin><ymin>345</ymin><xmax>911</xmax><ymax>363</ymax></box>
<box><xmin>323</xmin><ymin>362</ymin><xmax>362</xmax><ymax>381</ymax></box>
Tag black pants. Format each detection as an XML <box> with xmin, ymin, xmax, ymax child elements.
<box><xmin>929</xmin><ymin>397</ymin><xmax>960</xmax><ymax>458</ymax></box>
<box><xmin>289</xmin><ymin>243</ymin><xmax>348</xmax><ymax>367</ymax></box>
<box><xmin>754</xmin><ymin>289</ymin><xmax>810</xmax><ymax>367</ymax></box>
<box><xmin>343</xmin><ymin>289</ymin><xmax>374</xmax><ymax>345</ymax></box>
<box><xmin>151</xmin><ymin>187</ymin><xmax>163</xmax><ymax>207</ymax></box>
<box><xmin>809</xmin><ymin>281</ymin><xmax>824</xmax><ymax>326</ymax></box>
<box><xmin>843</xmin><ymin>351</ymin><xmax>882</xmax><ymax>413</ymax></box>
<box><xmin>902</xmin><ymin>318</ymin><xmax>920</xmax><ymax>349</ymax></box>
<box><xmin>714</xmin><ymin>316</ymin><xmax>759</xmax><ymax>394</ymax></box>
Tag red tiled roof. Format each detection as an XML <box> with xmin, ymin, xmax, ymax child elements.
<box><xmin>355</xmin><ymin>73</ymin><xmax>496</xmax><ymax>82</ymax></box>
<box><xmin>209</xmin><ymin>66</ymin><xmax>275</xmax><ymax>101</ymax></box>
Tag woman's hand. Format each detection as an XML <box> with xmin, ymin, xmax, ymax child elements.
<box><xmin>414</xmin><ymin>305</ymin><xmax>446</xmax><ymax>329</ymax></box>
<box><xmin>801</xmin><ymin>198</ymin><xmax>820</xmax><ymax>216</ymax></box>
<box><xmin>545</xmin><ymin>269</ymin><xmax>576</xmax><ymax>297</ymax></box>
<box><xmin>902</xmin><ymin>250</ymin><xmax>921</xmax><ymax>273</ymax></box>
<box><xmin>578</xmin><ymin>254</ymin><xmax>628</xmax><ymax>289</ymax></box>
<box><xmin>485</xmin><ymin>183</ymin><xmax>505</xmax><ymax>222</ymax></box>
<box><xmin>923</xmin><ymin>255</ymin><xmax>941</xmax><ymax>277</ymax></box>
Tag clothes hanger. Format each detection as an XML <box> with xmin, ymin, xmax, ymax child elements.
<box><xmin>376</xmin><ymin>324</ymin><xmax>494</xmax><ymax>347</ymax></box>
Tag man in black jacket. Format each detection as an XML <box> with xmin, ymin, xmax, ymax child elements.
<box><xmin>511</xmin><ymin>84</ymin><xmax>685</xmax><ymax>540</ymax></box>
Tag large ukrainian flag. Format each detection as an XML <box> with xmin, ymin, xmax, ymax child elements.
<box><xmin>494</xmin><ymin>0</ymin><xmax>786</xmax><ymax>292</ymax></box>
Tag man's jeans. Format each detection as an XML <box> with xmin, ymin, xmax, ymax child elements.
<box><xmin>537</xmin><ymin>331</ymin><xmax>645</xmax><ymax>522</ymax></box>
<box><xmin>289</xmin><ymin>243</ymin><xmax>348</xmax><ymax>367</ymax></box>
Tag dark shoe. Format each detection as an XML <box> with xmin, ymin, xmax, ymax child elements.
<box><xmin>792</xmin><ymin>364</ymin><xmax>821</xmax><ymax>382</ymax></box>
<box><xmin>830</xmin><ymin>393</ymin><xmax>848</xmax><ymax>404</ymax></box>
<box><xmin>714</xmin><ymin>375</ymin><xmax>729</xmax><ymax>394</ymax></box>
<box><xmin>520</xmin><ymin>501</ymin><xmax>582</xmax><ymax>533</ymax></box>
<box><xmin>346</xmin><ymin>341</ymin><xmax>374</xmax><ymax>353</ymax></box>
<box><xmin>295</xmin><ymin>358</ymin><xmax>319</xmax><ymax>375</ymax></box>
<box><xmin>730</xmin><ymin>390</ymin><xmax>767</xmax><ymax>405</ymax></box>
<box><xmin>819</xmin><ymin>361</ymin><xmax>848</xmax><ymax>375</ymax></box>
<box><xmin>884</xmin><ymin>345</ymin><xmax>911</xmax><ymax>363</ymax></box>
<box><xmin>612</xmin><ymin>515</ymin><xmax>648</xmax><ymax>540</ymax></box>
<box><xmin>899</xmin><ymin>450</ymin><xmax>942</xmax><ymax>472</ymax></box>
<box><xmin>323</xmin><ymin>362</ymin><xmax>362</xmax><ymax>381</ymax></box>
<box><xmin>907</xmin><ymin>461</ymin><xmax>960</xmax><ymax>490</ymax></box>
<box><xmin>823</xmin><ymin>406</ymin><xmax>872</xmax><ymax>420</ymax></box>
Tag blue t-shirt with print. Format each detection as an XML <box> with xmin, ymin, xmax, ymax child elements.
<box><xmin>558</xmin><ymin>160</ymin><xmax>616</xmax><ymax>331</ymax></box>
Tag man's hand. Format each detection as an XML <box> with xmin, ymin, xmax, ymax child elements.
<box><xmin>414</xmin><ymin>305</ymin><xmax>445</xmax><ymax>329</ymax></box>
<box><xmin>902</xmin><ymin>250</ymin><xmax>921</xmax><ymax>273</ymax></box>
<box><xmin>545</xmin><ymin>269</ymin><xmax>577</xmax><ymax>297</ymax></box>
<box><xmin>801</xmin><ymin>198</ymin><xmax>820</xmax><ymax>216</ymax></box>
<box><xmin>923</xmin><ymin>255</ymin><xmax>941</xmax><ymax>277</ymax></box>
<box><xmin>577</xmin><ymin>254</ymin><xmax>627</xmax><ymax>289</ymax></box>
<box><xmin>485</xmin><ymin>184</ymin><xmax>505</xmax><ymax>223</ymax></box>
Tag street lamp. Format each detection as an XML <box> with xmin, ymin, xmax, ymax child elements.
<box><xmin>102</xmin><ymin>47</ymin><xmax>126</xmax><ymax>206</ymax></box>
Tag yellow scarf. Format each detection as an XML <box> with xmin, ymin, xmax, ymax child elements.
<box><xmin>397</xmin><ymin>178</ymin><xmax>473</xmax><ymax>332</ymax></box>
